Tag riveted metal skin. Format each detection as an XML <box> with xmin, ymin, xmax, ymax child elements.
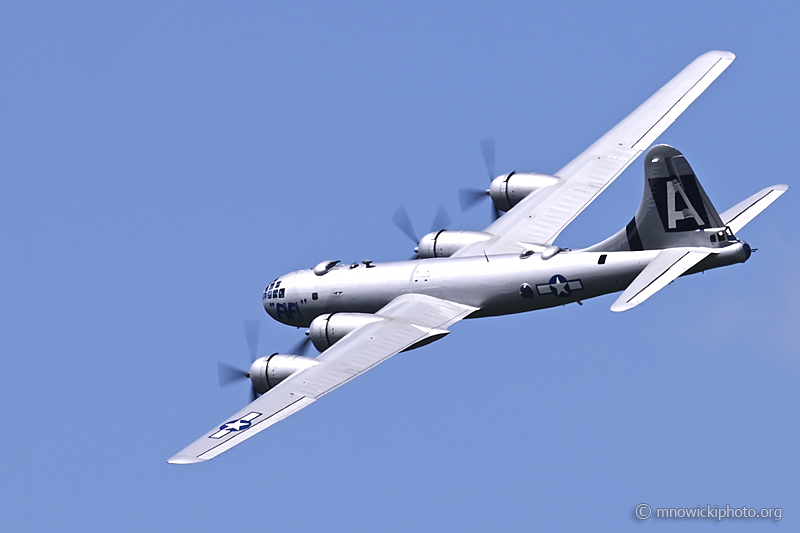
<box><xmin>417</xmin><ymin>230</ymin><xmax>492</xmax><ymax>258</ymax></box>
<box><xmin>249</xmin><ymin>354</ymin><xmax>319</xmax><ymax>394</ymax></box>
<box><xmin>489</xmin><ymin>172</ymin><xmax>561</xmax><ymax>212</ymax></box>
<box><xmin>308</xmin><ymin>313</ymin><xmax>384</xmax><ymax>352</ymax></box>
<box><xmin>266</xmin><ymin>240</ymin><xmax>752</xmax><ymax>329</ymax></box>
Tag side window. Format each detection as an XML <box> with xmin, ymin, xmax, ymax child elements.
<box><xmin>278</xmin><ymin>288</ymin><xmax>285</xmax><ymax>298</ymax></box>
<box><xmin>710</xmin><ymin>234</ymin><xmax>717</xmax><ymax>243</ymax></box>
<box><xmin>312</xmin><ymin>292</ymin><xmax>318</xmax><ymax>300</ymax></box>
<box><xmin>519</xmin><ymin>283</ymin><xmax>534</xmax><ymax>299</ymax></box>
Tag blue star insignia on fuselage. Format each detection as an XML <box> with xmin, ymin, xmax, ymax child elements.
<box><xmin>536</xmin><ymin>275</ymin><xmax>584</xmax><ymax>297</ymax></box>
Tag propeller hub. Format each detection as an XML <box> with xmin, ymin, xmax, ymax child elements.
<box><xmin>218</xmin><ymin>321</ymin><xmax>317</xmax><ymax>404</ymax></box>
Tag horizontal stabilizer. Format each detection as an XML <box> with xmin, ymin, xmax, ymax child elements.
<box><xmin>611</xmin><ymin>248</ymin><xmax>710</xmax><ymax>312</ymax></box>
<box><xmin>720</xmin><ymin>185</ymin><xmax>788</xmax><ymax>234</ymax></box>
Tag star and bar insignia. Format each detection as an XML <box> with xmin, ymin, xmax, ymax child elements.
<box><xmin>536</xmin><ymin>275</ymin><xmax>583</xmax><ymax>297</ymax></box>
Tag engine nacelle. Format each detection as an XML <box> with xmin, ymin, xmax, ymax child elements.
<box><xmin>417</xmin><ymin>230</ymin><xmax>492</xmax><ymax>258</ymax></box>
<box><xmin>249</xmin><ymin>354</ymin><xmax>319</xmax><ymax>394</ymax></box>
<box><xmin>309</xmin><ymin>313</ymin><xmax>384</xmax><ymax>352</ymax></box>
<box><xmin>489</xmin><ymin>172</ymin><xmax>561</xmax><ymax>212</ymax></box>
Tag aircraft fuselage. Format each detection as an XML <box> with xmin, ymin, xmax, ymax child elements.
<box><xmin>263</xmin><ymin>242</ymin><xmax>750</xmax><ymax>328</ymax></box>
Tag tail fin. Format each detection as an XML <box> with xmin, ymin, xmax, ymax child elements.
<box><xmin>592</xmin><ymin>144</ymin><xmax>787</xmax><ymax>311</ymax></box>
<box><xmin>589</xmin><ymin>145</ymin><xmax>730</xmax><ymax>251</ymax></box>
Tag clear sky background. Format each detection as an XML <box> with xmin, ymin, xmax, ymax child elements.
<box><xmin>1</xmin><ymin>2</ymin><xmax>797</xmax><ymax>531</ymax></box>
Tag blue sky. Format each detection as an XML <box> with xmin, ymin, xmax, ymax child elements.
<box><xmin>1</xmin><ymin>2</ymin><xmax>797</xmax><ymax>531</ymax></box>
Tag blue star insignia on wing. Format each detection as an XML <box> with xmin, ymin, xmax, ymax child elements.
<box><xmin>208</xmin><ymin>412</ymin><xmax>262</xmax><ymax>439</ymax></box>
<box><xmin>220</xmin><ymin>419</ymin><xmax>252</xmax><ymax>432</ymax></box>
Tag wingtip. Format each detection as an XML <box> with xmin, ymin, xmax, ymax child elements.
<box><xmin>610</xmin><ymin>298</ymin><xmax>635</xmax><ymax>313</ymax></box>
<box><xmin>704</xmin><ymin>50</ymin><xmax>735</xmax><ymax>61</ymax></box>
<box><xmin>168</xmin><ymin>454</ymin><xmax>206</xmax><ymax>465</ymax></box>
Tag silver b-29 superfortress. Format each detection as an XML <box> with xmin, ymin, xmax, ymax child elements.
<box><xmin>170</xmin><ymin>51</ymin><xmax>786</xmax><ymax>464</ymax></box>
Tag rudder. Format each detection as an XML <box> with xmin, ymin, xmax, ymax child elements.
<box><xmin>589</xmin><ymin>145</ymin><xmax>727</xmax><ymax>252</ymax></box>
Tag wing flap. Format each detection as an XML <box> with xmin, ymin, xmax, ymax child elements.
<box><xmin>454</xmin><ymin>51</ymin><xmax>735</xmax><ymax>258</ymax></box>
<box><xmin>168</xmin><ymin>391</ymin><xmax>316</xmax><ymax>464</ymax></box>
<box><xmin>629</xmin><ymin>52</ymin><xmax>735</xmax><ymax>150</ymax></box>
<box><xmin>169</xmin><ymin>295</ymin><xmax>477</xmax><ymax>464</ymax></box>
<box><xmin>610</xmin><ymin>248</ymin><xmax>710</xmax><ymax>312</ymax></box>
<box><xmin>376</xmin><ymin>293</ymin><xmax>478</xmax><ymax>328</ymax></box>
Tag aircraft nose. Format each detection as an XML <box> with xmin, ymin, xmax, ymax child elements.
<box><xmin>262</xmin><ymin>286</ymin><xmax>272</xmax><ymax>314</ymax></box>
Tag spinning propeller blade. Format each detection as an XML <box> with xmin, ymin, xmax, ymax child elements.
<box><xmin>219</xmin><ymin>321</ymin><xmax>315</xmax><ymax>404</ymax></box>
<box><xmin>392</xmin><ymin>205</ymin><xmax>418</xmax><ymax>244</ymax></box>
<box><xmin>393</xmin><ymin>204</ymin><xmax>453</xmax><ymax>258</ymax></box>
<box><xmin>480</xmin><ymin>137</ymin><xmax>495</xmax><ymax>180</ymax></box>
<box><xmin>243</xmin><ymin>320</ymin><xmax>259</xmax><ymax>362</ymax></box>
<box><xmin>217</xmin><ymin>362</ymin><xmax>248</xmax><ymax>387</ymax></box>
<box><xmin>458</xmin><ymin>188</ymin><xmax>489</xmax><ymax>211</ymax></box>
<box><xmin>289</xmin><ymin>335</ymin><xmax>314</xmax><ymax>356</ymax></box>
<box><xmin>430</xmin><ymin>204</ymin><xmax>451</xmax><ymax>232</ymax></box>
<box><xmin>459</xmin><ymin>138</ymin><xmax>501</xmax><ymax>222</ymax></box>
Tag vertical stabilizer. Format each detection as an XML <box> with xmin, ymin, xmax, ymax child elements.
<box><xmin>588</xmin><ymin>145</ymin><xmax>728</xmax><ymax>251</ymax></box>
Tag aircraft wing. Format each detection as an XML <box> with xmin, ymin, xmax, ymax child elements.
<box><xmin>168</xmin><ymin>294</ymin><xmax>477</xmax><ymax>464</ymax></box>
<box><xmin>453</xmin><ymin>50</ymin><xmax>735</xmax><ymax>257</ymax></box>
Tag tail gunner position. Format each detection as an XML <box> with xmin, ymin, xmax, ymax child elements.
<box><xmin>170</xmin><ymin>51</ymin><xmax>786</xmax><ymax>464</ymax></box>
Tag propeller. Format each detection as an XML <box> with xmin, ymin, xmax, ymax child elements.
<box><xmin>480</xmin><ymin>137</ymin><xmax>495</xmax><ymax>179</ymax></box>
<box><xmin>458</xmin><ymin>138</ymin><xmax>500</xmax><ymax>221</ymax></box>
<box><xmin>217</xmin><ymin>321</ymin><xmax>314</xmax><ymax>404</ymax></box>
<box><xmin>217</xmin><ymin>361</ymin><xmax>258</xmax><ymax>401</ymax></box>
<box><xmin>430</xmin><ymin>204</ymin><xmax>452</xmax><ymax>233</ymax></box>
<box><xmin>243</xmin><ymin>319</ymin><xmax>259</xmax><ymax>362</ymax></box>
<box><xmin>458</xmin><ymin>188</ymin><xmax>490</xmax><ymax>211</ymax></box>
<box><xmin>217</xmin><ymin>362</ymin><xmax>248</xmax><ymax>387</ymax></box>
<box><xmin>216</xmin><ymin>321</ymin><xmax>260</xmax><ymax>402</ymax></box>
<box><xmin>288</xmin><ymin>334</ymin><xmax>313</xmax><ymax>357</ymax></box>
<box><xmin>392</xmin><ymin>205</ymin><xmax>418</xmax><ymax>245</ymax></box>
<box><xmin>392</xmin><ymin>204</ymin><xmax>452</xmax><ymax>257</ymax></box>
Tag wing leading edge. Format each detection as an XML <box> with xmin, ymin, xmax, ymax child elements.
<box><xmin>720</xmin><ymin>184</ymin><xmax>788</xmax><ymax>234</ymax></box>
<box><xmin>610</xmin><ymin>247</ymin><xmax>712</xmax><ymax>312</ymax></box>
<box><xmin>454</xmin><ymin>51</ymin><xmax>735</xmax><ymax>258</ymax></box>
<box><xmin>168</xmin><ymin>294</ymin><xmax>477</xmax><ymax>464</ymax></box>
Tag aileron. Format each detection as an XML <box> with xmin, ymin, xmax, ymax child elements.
<box><xmin>169</xmin><ymin>295</ymin><xmax>477</xmax><ymax>464</ymax></box>
<box><xmin>454</xmin><ymin>51</ymin><xmax>735</xmax><ymax>257</ymax></box>
<box><xmin>170</xmin><ymin>50</ymin><xmax>785</xmax><ymax>466</ymax></box>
